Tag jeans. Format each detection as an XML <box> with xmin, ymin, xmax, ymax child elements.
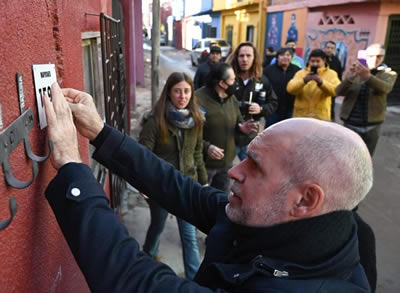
<box><xmin>207</xmin><ymin>165</ymin><xmax>232</xmax><ymax>192</ymax></box>
<box><xmin>265</xmin><ymin>112</ymin><xmax>293</xmax><ymax>128</ymax></box>
<box><xmin>235</xmin><ymin>145</ymin><xmax>247</xmax><ymax>161</ymax></box>
<box><xmin>143</xmin><ymin>199</ymin><xmax>200</xmax><ymax>280</ymax></box>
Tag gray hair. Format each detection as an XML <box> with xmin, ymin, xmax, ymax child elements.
<box><xmin>281</xmin><ymin>128</ymin><xmax>373</xmax><ymax>212</ymax></box>
<box><xmin>367</xmin><ymin>43</ymin><xmax>385</xmax><ymax>55</ymax></box>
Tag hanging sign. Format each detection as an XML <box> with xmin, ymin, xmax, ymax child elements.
<box><xmin>32</xmin><ymin>64</ymin><xmax>57</xmax><ymax>129</ymax></box>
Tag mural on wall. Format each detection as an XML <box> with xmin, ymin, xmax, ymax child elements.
<box><xmin>287</xmin><ymin>13</ymin><xmax>298</xmax><ymax>42</ymax></box>
<box><xmin>265</xmin><ymin>12</ymin><xmax>283</xmax><ymax>51</ymax></box>
<box><xmin>306</xmin><ymin>29</ymin><xmax>369</xmax><ymax>72</ymax></box>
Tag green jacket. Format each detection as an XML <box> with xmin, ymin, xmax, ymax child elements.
<box><xmin>338</xmin><ymin>65</ymin><xmax>398</xmax><ymax>124</ymax></box>
<box><xmin>139</xmin><ymin>114</ymin><xmax>208</xmax><ymax>185</ymax></box>
<box><xmin>195</xmin><ymin>87</ymin><xmax>243</xmax><ymax>169</ymax></box>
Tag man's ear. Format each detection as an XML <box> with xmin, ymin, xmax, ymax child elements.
<box><xmin>289</xmin><ymin>183</ymin><xmax>325</xmax><ymax>218</ymax></box>
<box><xmin>218</xmin><ymin>80</ymin><xmax>226</xmax><ymax>89</ymax></box>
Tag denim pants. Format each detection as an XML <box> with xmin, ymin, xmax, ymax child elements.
<box><xmin>235</xmin><ymin>145</ymin><xmax>247</xmax><ymax>161</ymax></box>
<box><xmin>265</xmin><ymin>112</ymin><xmax>293</xmax><ymax>128</ymax></box>
<box><xmin>143</xmin><ymin>199</ymin><xmax>200</xmax><ymax>280</ymax></box>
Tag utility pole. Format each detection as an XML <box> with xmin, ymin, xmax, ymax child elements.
<box><xmin>151</xmin><ymin>0</ymin><xmax>160</xmax><ymax>106</ymax></box>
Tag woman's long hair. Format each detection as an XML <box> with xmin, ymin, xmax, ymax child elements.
<box><xmin>153</xmin><ymin>72</ymin><xmax>203</xmax><ymax>143</ymax></box>
<box><xmin>226</xmin><ymin>42</ymin><xmax>263</xmax><ymax>79</ymax></box>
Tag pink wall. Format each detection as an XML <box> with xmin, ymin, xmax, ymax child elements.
<box><xmin>305</xmin><ymin>2</ymin><xmax>380</xmax><ymax>71</ymax></box>
<box><xmin>0</xmin><ymin>0</ymin><xmax>111</xmax><ymax>291</ymax></box>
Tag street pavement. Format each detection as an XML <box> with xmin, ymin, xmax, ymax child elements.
<box><xmin>123</xmin><ymin>45</ymin><xmax>400</xmax><ymax>292</ymax></box>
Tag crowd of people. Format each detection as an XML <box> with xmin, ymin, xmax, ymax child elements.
<box><xmin>41</xmin><ymin>39</ymin><xmax>397</xmax><ymax>292</ymax></box>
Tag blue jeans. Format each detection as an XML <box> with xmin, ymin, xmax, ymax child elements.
<box><xmin>265</xmin><ymin>112</ymin><xmax>293</xmax><ymax>128</ymax></box>
<box><xmin>235</xmin><ymin>145</ymin><xmax>247</xmax><ymax>161</ymax></box>
<box><xmin>143</xmin><ymin>199</ymin><xmax>200</xmax><ymax>280</ymax></box>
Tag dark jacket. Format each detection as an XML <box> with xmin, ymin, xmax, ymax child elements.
<box><xmin>327</xmin><ymin>55</ymin><xmax>343</xmax><ymax>80</ymax></box>
<box><xmin>45</xmin><ymin>125</ymin><xmax>371</xmax><ymax>292</ymax></box>
<box><xmin>338</xmin><ymin>64</ymin><xmax>398</xmax><ymax>124</ymax></box>
<box><xmin>195</xmin><ymin>87</ymin><xmax>243</xmax><ymax>169</ymax></box>
<box><xmin>194</xmin><ymin>61</ymin><xmax>217</xmax><ymax>90</ymax></box>
<box><xmin>235</xmin><ymin>75</ymin><xmax>278</xmax><ymax>121</ymax></box>
<box><xmin>263</xmin><ymin>63</ymin><xmax>300</xmax><ymax>117</ymax></box>
<box><xmin>139</xmin><ymin>114</ymin><xmax>207</xmax><ymax>185</ymax></box>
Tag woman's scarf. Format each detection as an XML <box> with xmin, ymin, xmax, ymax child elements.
<box><xmin>166</xmin><ymin>101</ymin><xmax>195</xmax><ymax>129</ymax></box>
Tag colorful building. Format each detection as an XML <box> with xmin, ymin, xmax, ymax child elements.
<box><xmin>265</xmin><ymin>0</ymin><xmax>400</xmax><ymax>102</ymax></box>
<box><xmin>0</xmin><ymin>0</ymin><xmax>143</xmax><ymax>291</ymax></box>
<box><xmin>213</xmin><ymin>0</ymin><xmax>267</xmax><ymax>54</ymax></box>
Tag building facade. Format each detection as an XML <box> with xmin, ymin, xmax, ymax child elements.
<box><xmin>213</xmin><ymin>0</ymin><xmax>267</xmax><ymax>53</ymax></box>
<box><xmin>0</xmin><ymin>0</ymin><xmax>143</xmax><ymax>291</ymax></box>
<box><xmin>265</xmin><ymin>0</ymin><xmax>400</xmax><ymax>102</ymax></box>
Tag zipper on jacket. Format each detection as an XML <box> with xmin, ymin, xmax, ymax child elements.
<box><xmin>252</xmin><ymin>255</ymin><xmax>290</xmax><ymax>278</ymax></box>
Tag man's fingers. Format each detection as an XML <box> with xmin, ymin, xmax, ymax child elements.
<box><xmin>43</xmin><ymin>94</ymin><xmax>56</xmax><ymax>126</ymax></box>
<box><xmin>68</xmin><ymin>103</ymin><xmax>80</xmax><ymax>114</ymax></box>
<box><xmin>51</xmin><ymin>83</ymin><xmax>69</xmax><ymax>111</ymax></box>
<box><xmin>62</xmin><ymin>88</ymin><xmax>84</xmax><ymax>102</ymax></box>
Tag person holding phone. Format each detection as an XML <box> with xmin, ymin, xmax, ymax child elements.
<box><xmin>338</xmin><ymin>43</ymin><xmax>398</xmax><ymax>156</ymax></box>
<box><xmin>287</xmin><ymin>49</ymin><xmax>340</xmax><ymax>121</ymax></box>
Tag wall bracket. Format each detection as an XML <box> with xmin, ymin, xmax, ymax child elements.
<box><xmin>0</xmin><ymin>108</ymin><xmax>52</xmax><ymax>189</ymax></box>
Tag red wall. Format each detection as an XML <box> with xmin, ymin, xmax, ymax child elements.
<box><xmin>0</xmin><ymin>0</ymin><xmax>111</xmax><ymax>291</ymax></box>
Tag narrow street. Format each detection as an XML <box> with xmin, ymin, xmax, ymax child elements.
<box><xmin>125</xmin><ymin>45</ymin><xmax>400</xmax><ymax>292</ymax></box>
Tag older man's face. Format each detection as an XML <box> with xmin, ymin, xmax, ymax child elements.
<box><xmin>226</xmin><ymin>131</ymin><xmax>296</xmax><ymax>227</ymax></box>
<box><xmin>366</xmin><ymin>47</ymin><xmax>385</xmax><ymax>70</ymax></box>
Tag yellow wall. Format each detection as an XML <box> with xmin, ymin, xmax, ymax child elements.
<box><xmin>213</xmin><ymin>0</ymin><xmax>260</xmax><ymax>11</ymax></box>
<box><xmin>220</xmin><ymin>3</ymin><xmax>265</xmax><ymax>52</ymax></box>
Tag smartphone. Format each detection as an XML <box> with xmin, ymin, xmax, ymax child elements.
<box><xmin>357</xmin><ymin>50</ymin><xmax>367</xmax><ymax>67</ymax></box>
<box><xmin>311</xmin><ymin>66</ymin><xmax>318</xmax><ymax>74</ymax></box>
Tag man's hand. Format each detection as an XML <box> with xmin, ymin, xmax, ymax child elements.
<box><xmin>239</xmin><ymin>120</ymin><xmax>258</xmax><ymax>134</ymax></box>
<box><xmin>208</xmin><ymin>145</ymin><xmax>224</xmax><ymax>160</ymax></box>
<box><xmin>311</xmin><ymin>74</ymin><xmax>323</xmax><ymax>86</ymax></box>
<box><xmin>348</xmin><ymin>63</ymin><xmax>358</xmax><ymax>81</ymax></box>
<box><xmin>303</xmin><ymin>73</ymin><xmax>314</xmax><ymax>83</ymax></box>
<box><xmin>248</xmin><ymin>103</ymin><xmax>261</xmax><ymax>115</ymax></box>
<box><xmin>44</xmin><ymin>83</ymin><xmax>82</xmax><ymax>169</ymax></box>
<box><xmin>354</xmin><ymin>61</ymin><xmax>371</xmax><ymax>81</ymax></box>
<box><xmin>62</xmin><ymin>88</ymin><xmax>104</xmax><ymax>141</ymax></box>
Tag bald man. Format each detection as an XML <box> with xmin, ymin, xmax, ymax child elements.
<box><xmin>44</xmin><ymin>83</ymin><xmax>373</xmax><ymax>292</ymax></box>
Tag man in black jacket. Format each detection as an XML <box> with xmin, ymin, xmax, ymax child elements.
<box><xmin>263</xmin><ymin>47</ymin><xmax>300</xmax><ymax>127</ymax></box>
<box><xmin>323</xmin><ymin>40</ymin><xmax>344</xmax><ymax>121</ymax></box>
<box><xmin>194</xmin><ymin>45</ymin><xmax>222</xmax><ymax>90</ymax></box>
<box><xmin>43</xmin><ymin>83</ymin><xmax>373</xmax><ymax>292</ymax></box>
<box><xmin>226</xmin><ymin>41</ymin><xmax>278</xmax><ymax>160</ymax></box>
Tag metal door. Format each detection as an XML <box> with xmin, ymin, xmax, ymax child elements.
<box><xmin>385</xmin><ymin>15</ymin><xmax>400</xmax><ymax>105</ymax></box>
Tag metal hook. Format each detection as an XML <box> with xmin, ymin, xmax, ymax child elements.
<box><xmin>0</xmin><ymin>109</ymin><xmax>51</xmax><ymax>189</ymax></box>
<box><xmin>0</xmin><ymin>197</ymin><xmax>18</xmax><ymax>231</ymax></box>
<box><xmin>2</xmin><ymin>156</ymin><xmax>39</xmax><ymax>189</ymax></box>
<box><xmin>25</xmin><ymin>139</ymin><xmax>53</xmax><ymax>163</ymax></box>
